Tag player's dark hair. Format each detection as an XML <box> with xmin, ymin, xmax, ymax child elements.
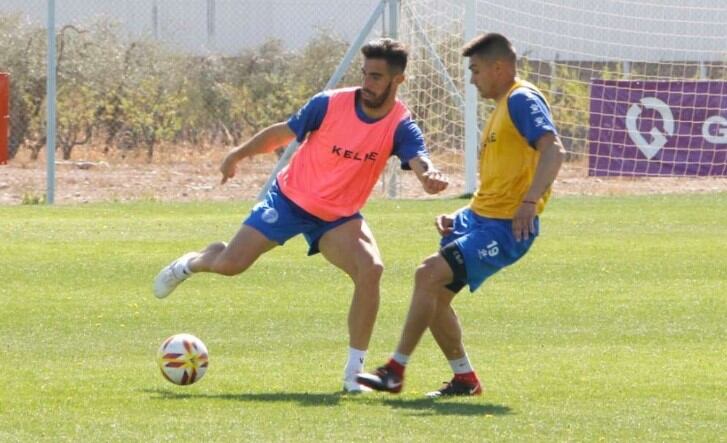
<box><xmin>361</xmin><ymin>38</ymin><xmax>408</xmax><ymax>73</ymax></box>
<box><xmin>461</xmin><ymin>33</ymin><xmax>517</xmax><ymax>63</ymax></box>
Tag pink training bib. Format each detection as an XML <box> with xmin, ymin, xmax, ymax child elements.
<box><xmin>277</xmin><ymin>87</ymin><xmax>409</xmax><ymax>221</ymax></box>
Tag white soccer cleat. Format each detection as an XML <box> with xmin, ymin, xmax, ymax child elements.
<box><xmin>342</xmin><ymin>376</ymin><xmax>373</xmax><ymax>394</ymax></box>
<box><xmin>153</xmin><ymin>252</ymin><xmax>198</xmax><ymax>299</ymax></box>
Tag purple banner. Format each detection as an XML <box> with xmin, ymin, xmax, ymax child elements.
<box><xmin>588</xmin><ymin>80</ymin><xmax>727</xmax><ymax>176</ymax></box>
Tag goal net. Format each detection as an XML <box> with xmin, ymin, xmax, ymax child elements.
<box><xmin>394</xmin><ymin>0</ymin><xmax>727</xmax><ymax>197</ymax></box>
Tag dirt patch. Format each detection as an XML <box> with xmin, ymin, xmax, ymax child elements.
<box><xmin>1</xmin><ymin>147</ymin><xmax>726</xmax><ymax>205</ymax></box>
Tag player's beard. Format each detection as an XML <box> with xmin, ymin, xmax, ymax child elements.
<box><xmin>361</xmin><ymin>81</ymin><xmax>393</xmax><ymax>109</ymax></box>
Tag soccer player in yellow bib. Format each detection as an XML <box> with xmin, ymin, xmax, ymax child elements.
<box><xmin>358</xmin><ymin>33</ymin><xmax>565</xmax><ymax>397</ymax></box>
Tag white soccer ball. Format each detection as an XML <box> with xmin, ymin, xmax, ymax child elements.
<box><xmin>157</xmin><ymin>333</ymin><xmax>209</xmax><ymax>385</ymax></box>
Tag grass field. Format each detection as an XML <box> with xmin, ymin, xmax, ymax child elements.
<box><xmin>1</xmin><ymin>194</ymin><xmax>725</xmax><ymax>442</ymax></box>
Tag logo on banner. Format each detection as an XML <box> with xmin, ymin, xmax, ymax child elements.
<box><xmin>625</xmin><ymin>97</ymin><xmax>675</xmax><ymax>160</ymax></box>
<box><xmin>702</xmin><ymin>116</ymin><xmax>727</xmax><ymax>144</ymax></box>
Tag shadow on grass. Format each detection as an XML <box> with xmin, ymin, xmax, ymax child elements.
<box><xmin>145</xmin><ymin>389</ymin><xmax>511</xmax><ymax>416</ymax></box>
<box><xmin>382</xmin><ymin>398</ymin><xmax>511</xmax><ymax>417</ymax></box>
<box><xmin>146</xmin><ymin>389</ymin><xmax>344</xmax><ymax>407</ymax></box>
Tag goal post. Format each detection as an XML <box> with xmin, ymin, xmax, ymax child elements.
<box><xmin>0</xmin><ymin>73</ymin><xmax>8</xmax><ymax>165</ymax></box>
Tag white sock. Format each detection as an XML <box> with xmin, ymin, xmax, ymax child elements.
<box><xmin>449</xmin><ymin>354</ymin><xmax>474</xmax><ymax>374</ymax></box>
<box><xmin>344</xmin><ymin>347</ymin><xmax>366</xmax><ymax>379</ymax></box>
<box><xmin>392</xmin><ymin>352</ymin><xmax>409</xmax><ymax>366</ymax></box>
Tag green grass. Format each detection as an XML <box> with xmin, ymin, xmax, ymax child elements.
<box><xmin>1</xmin><ymin>194</ymin><xmax>725</xmax><ymax>442</ymax></box>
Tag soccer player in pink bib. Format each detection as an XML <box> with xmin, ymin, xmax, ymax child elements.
<box><xmin>153</xmin><ymin>38</ymin><xmax>448</xmax><ymax>393</ymax></box>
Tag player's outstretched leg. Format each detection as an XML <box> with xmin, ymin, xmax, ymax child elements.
<box><xmin>153</xmin><ymin>252</ymin><xmax>200</xmax><ymax>298</ymax></box>
<box><xmin>153</xmin><ymin>241</ymin><xmax>227</xmax><ymax>298</ymax></box>
<box><xmin>153</xmin><ymin>225</ymin><xmax>276</xmax><ymax>299</ymax></box>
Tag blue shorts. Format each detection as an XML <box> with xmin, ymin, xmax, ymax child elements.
<box><xmin>244</xmin><ymin>182</ymin><xmax>362</xmax><ymax>255</ymax></box>
<box><xmin>439</xmin><ymin>208</ymin><xmax>538</xmax><ymax>292</ymax></box>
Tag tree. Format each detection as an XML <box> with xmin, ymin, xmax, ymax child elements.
<box><xmin>0</xmin><ymin>14</ymin><xmax>46</xmax><ymax>159</ymax></box>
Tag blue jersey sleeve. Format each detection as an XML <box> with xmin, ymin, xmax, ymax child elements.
<box><xmin>286</xmin><ymin>92</ymin><xmax>330</xmax><ymax>142</ymax></box>
<box><xmin>392</xmin><ymin>117</ymin><xmax>428</xmax><ymax>170</ymax></box>
<box><xmin>508</xmin><ymin>87</ymin><xmax>557</xmax><ymax>148</ymax></box>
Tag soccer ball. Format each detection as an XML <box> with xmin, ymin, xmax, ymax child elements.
<box><xmin>157</xmin><ymin>333</ymin><xmax>209</xmax><ymax>385</ymax></box>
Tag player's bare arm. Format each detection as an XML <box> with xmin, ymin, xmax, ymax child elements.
<box><xmin>220</xmin><ymin>123</ymin><xmax>296</xmax><ymax>184</ymax></box>
<box><xmin>512</xmin><ymin>132</ymin><xmax>565</xmax><ymax>241</ymax></box>
<box><xmin>408</xmin><ymin>155</ymin><xmax>449</xmax><ymax>194</ymax></box>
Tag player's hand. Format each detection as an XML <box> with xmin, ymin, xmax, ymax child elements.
<box><xmin>219</xmin><ymin>153</ymin><xmax>239</xmax><ymax>185</ymax></box>
<box><xmin>435</xmin><ymin>214</ymin><xmax>454</xmax><ymax>236</ymax></box>
<box><xmin>420</xmin><ymin>170</ymin><xmax>449</xmax><ymax>194</ymax></box>
<box><xmin>512</xmin><ymin>202</ymin><xmax>537</xmax><ymax>242</ymax></box>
